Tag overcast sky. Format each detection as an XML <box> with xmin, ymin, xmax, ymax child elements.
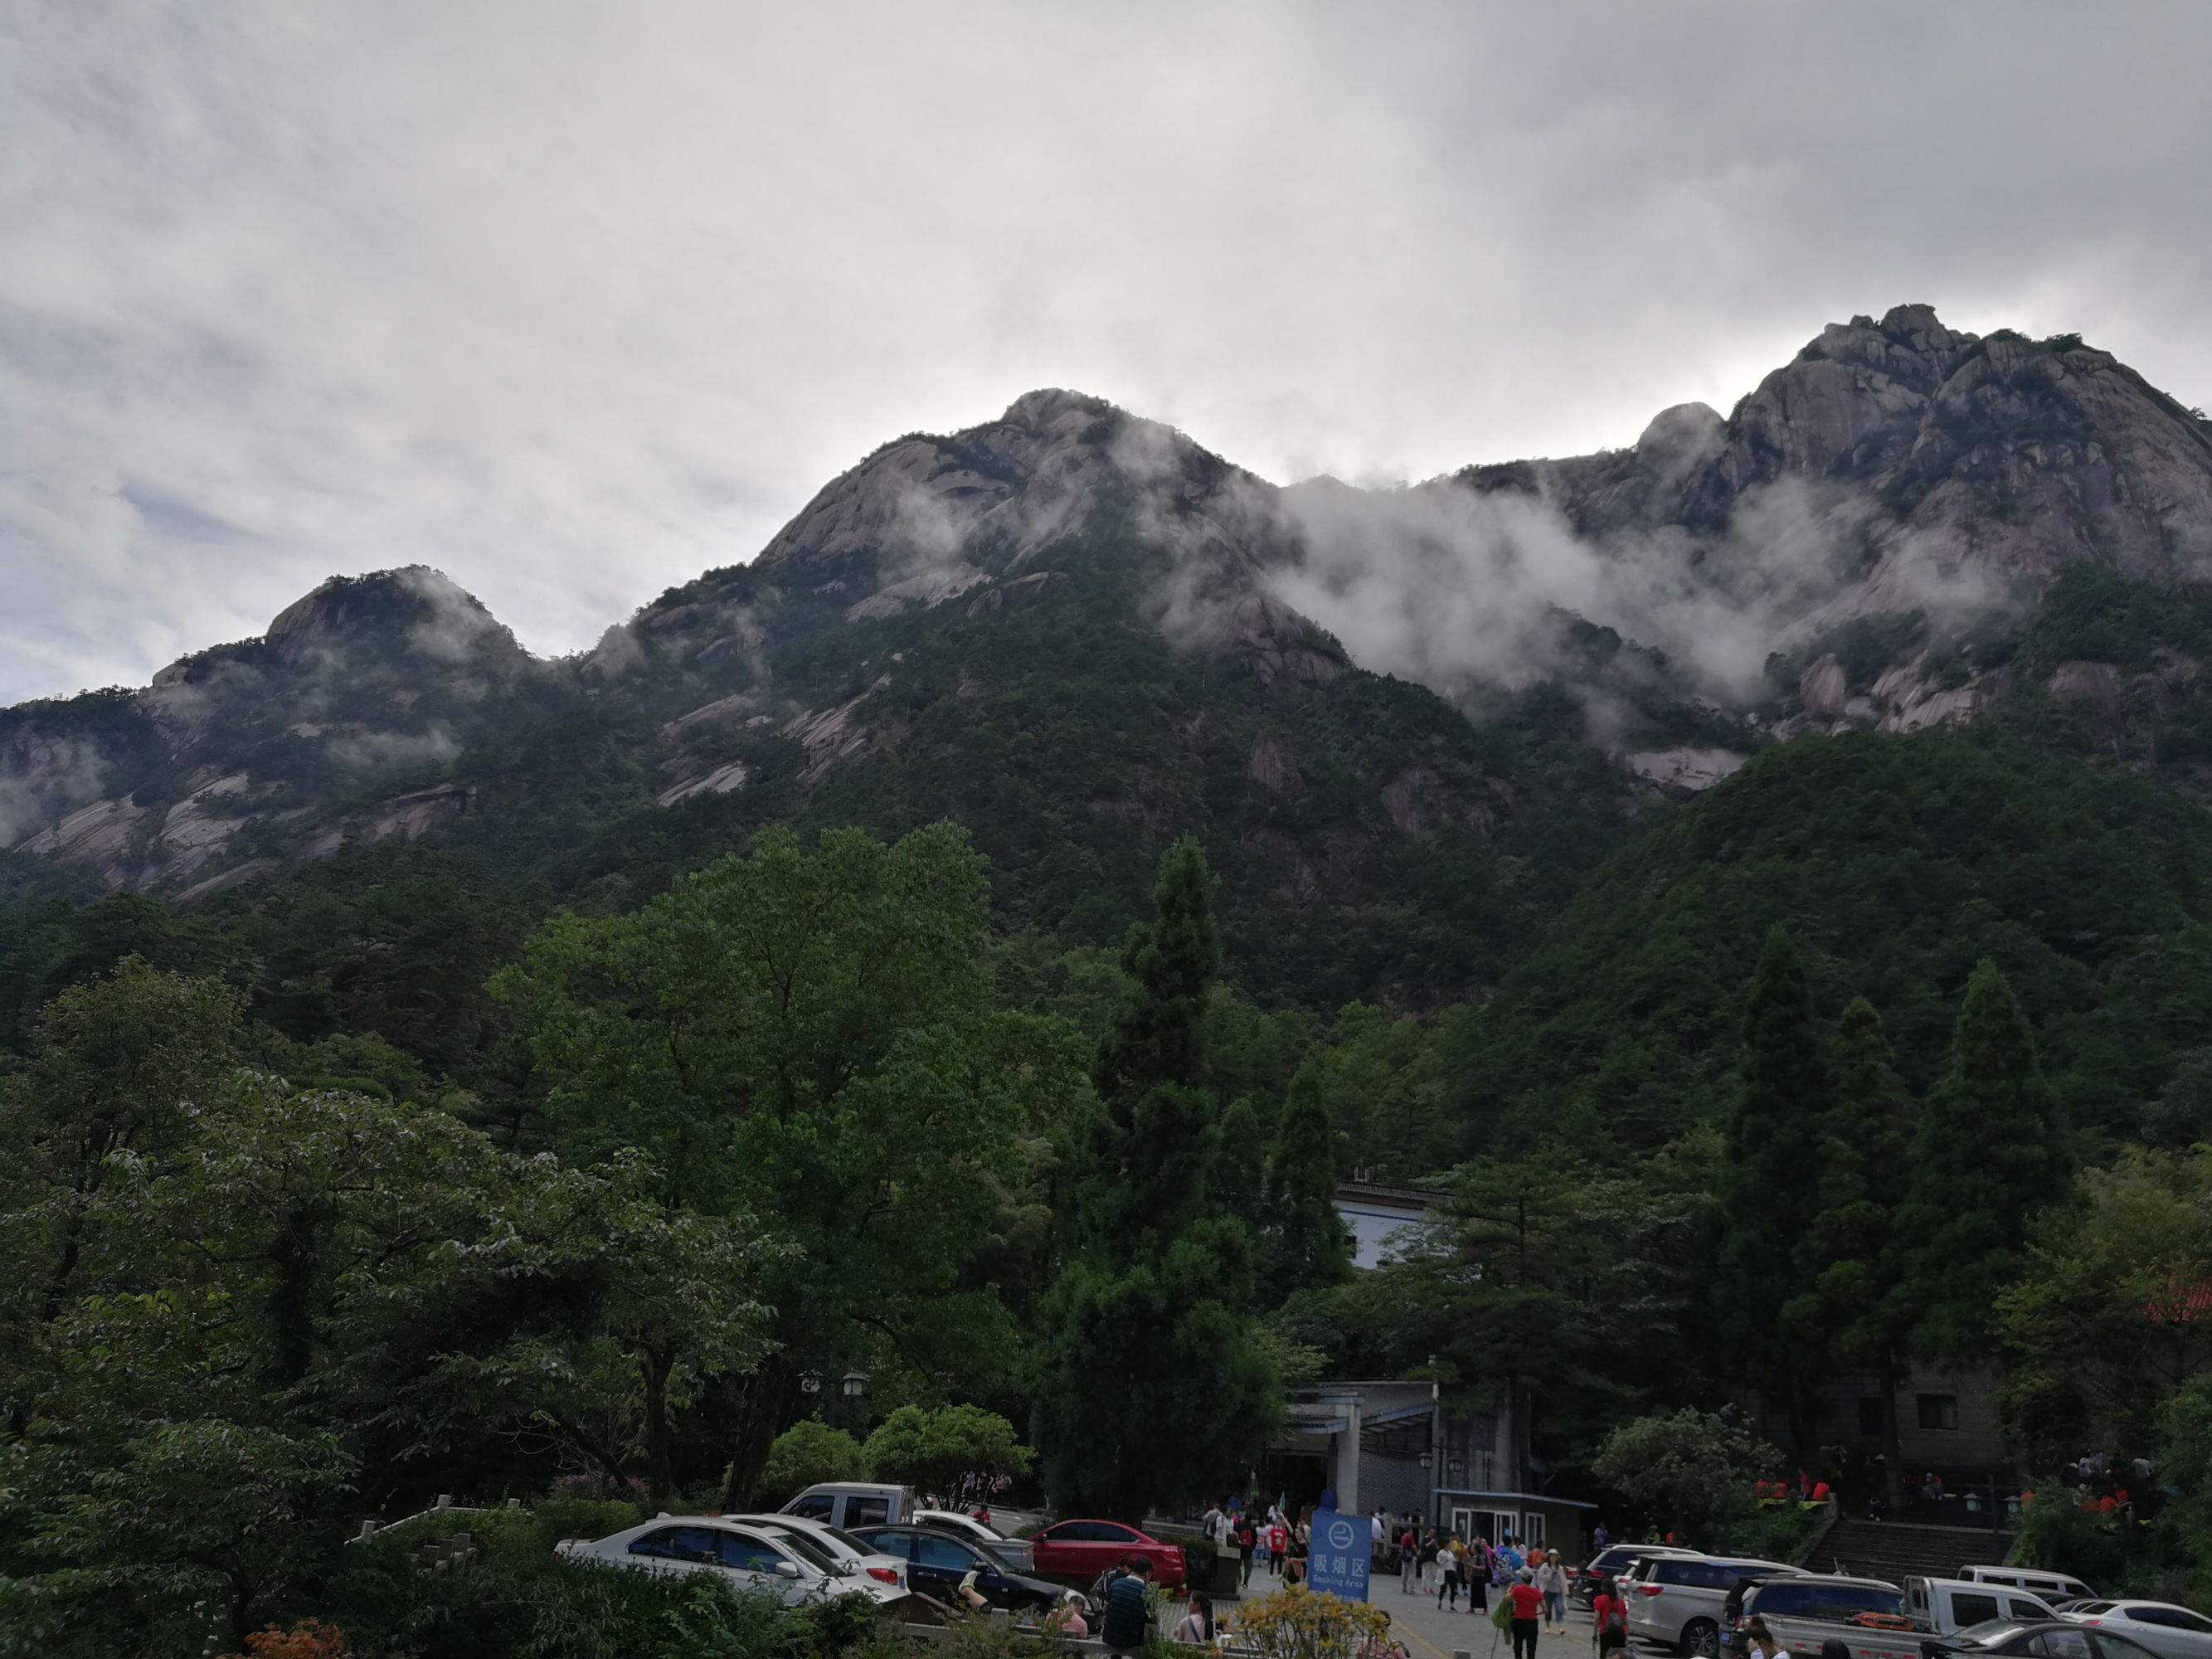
<box><xmin>4</xmin><ymin>2</ymin><xmax>2210</xmax><ymax>704</ymax></box>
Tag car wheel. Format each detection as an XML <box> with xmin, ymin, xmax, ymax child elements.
<box><xmin>1683</xmin><ymin>1620</ymin><xmax>1720</xmax><ymax>1657</ymax></box>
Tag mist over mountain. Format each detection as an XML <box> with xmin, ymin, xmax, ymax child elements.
<box><xmin>5</xmin><ymin>305</ymin><xmax>2211</xmax><ymax>1003</ymax></box>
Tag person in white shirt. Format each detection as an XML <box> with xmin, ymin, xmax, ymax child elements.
<box><xmin>1171</xmin><ymin>1593</ymin><xmax>1217</xmax><ymax>1647</ymax></box>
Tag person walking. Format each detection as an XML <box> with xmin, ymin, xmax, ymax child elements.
<box><xmin>1592</xmin><ymin>1576</ymin><xmax>1630</xmax><ymax>1659</ymax></box>
<box><xmin>1435</xmin><ymin>1535</ymin><xmax>1461</xmax><ymax>1610</ymax></box>
<box><xmin>1398</xmin><ymin>1520</ymin><xmax>1421</xmax><ymax>1595</ymax></box>
<box><xmin>1266</xmin><ymin>1518</ymin><xmax>1286</xmax><ymax>1577</ymax></box>
<box><xmin>1536</xmin><ymin>1554</ymin><xmax>1568</xmax><ymax>1635</ymax></box>
<box><xmin>1234</xmin><ymin>1511</ymin><xmax>1257</xmax><ymax>1587</ymax></box>
<box><xmin>1508</xmin><ymin>1569</ymin><xmax>1544</xmax><ymax>1659</ymax></box>
<box><xmin>1101</xmin><ymin>1558</ymin><xmax>1155</xmax><ymax>1658</ymax></box>
<box><xmin>1466</xmin><ymin>1535</ymin><xmax>1490</xmax><ymax>1613</ymax></box>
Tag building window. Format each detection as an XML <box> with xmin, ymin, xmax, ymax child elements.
<box><xmin>1917</xmin><ymin>1394</ymin><xmax>1960</xmax><ymax>1431</ymax></box>
<box><xmin>1858</xmin><ymin>1397</ymin><xmax>1883</xmax><ymax>1436</ymax></box>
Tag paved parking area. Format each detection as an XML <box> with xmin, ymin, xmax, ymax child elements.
<box><xmin>1369</xmin><ymin>1584</ymin><xmax>1610</xmax><ymax>1659</ymax></box>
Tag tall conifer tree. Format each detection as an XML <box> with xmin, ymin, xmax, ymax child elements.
<box><xmin>1265</xmin><ymin>1073</ymin><xmax>1353</xmax><ymax>1293</ymax></box>
<box><xmin>1033</xmin><ymin>838</ymin><xmax>1278</xmax><ymax>1518</ymax></box>
<box><xmin>1714</xmin><ymin>927</ymin><xmax>1830</xmax><ymax>1461</ymax></box>
<box><xmin>1905</xmin><ymin>958</ymin><xmax>2070</xmax><ymax>1359</ymax></box>
<box><xmin>1803</xmin><ymin>996</ymin><xmax>1913</xmax><ymax>1507</ymax></box>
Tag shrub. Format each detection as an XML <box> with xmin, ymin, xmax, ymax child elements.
<box><xmin>759</xmin><ymin>1420</ymin><xmax>873</xmax><ymax>1505</ymax></box>
<box><xmin>1235</xmin><ymin>1584</ymin><xmax>1393</xmax><ymax>1659</ymax></box>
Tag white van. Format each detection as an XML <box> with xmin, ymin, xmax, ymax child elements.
<box><xmin>1905</xmin><ymin>1576</ymin><xmax>2061</xmax><ymax>1634</ymax></box>
<box><xmin>781</xmin><ymin>1481</ymin><xmax>916</xmax><ymax>1530</ymax></box>
<box><xmin>1962</xmin><ymin>1565</ymin><xmax>2097</xmax><ymax>1604</ymax></box>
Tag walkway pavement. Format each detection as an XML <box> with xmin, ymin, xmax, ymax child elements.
<box><xmin>1365</xmin><ymin>1582</ymin><xmax>1603</xmax><ymax>1659</ymax></box>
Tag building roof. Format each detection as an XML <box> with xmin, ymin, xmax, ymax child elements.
<box><xmin>1435</xmin><ymin>1488</ymin><xmax>1596</xmax><ymax>1510</ymax></box>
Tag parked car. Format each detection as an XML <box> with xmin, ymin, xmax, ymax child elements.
<box><xmin>1921</xmin><ymin>1618</ymin><xmax>2163</xmax><ymax>1659</ymax></box>
<box><xmin>1908</xmin><ymin>1578</ymin><xmax>2062</xmax><ymax>1635</ymax></box>
<box><xmin>1027</xmin><ymin>1518</ymin><xmax>1187</xmax><ymax>1588</ymax></box>
<box><xmin>1620</xmin><ymin>1553</ymin><xmax>1800</xmax><ymax>1656</ymax></box>
<box><xmin>555</xmin><ymin>1515</ymin><xmax>908</xmax><ymax>1608</ymax></box>
<box><xmin>853</xmin><ymin>1524</ymin><xmax>1079</xmax><ymax>1615</ymax></box>
<box><xmin>1964</xmin><ymin>1568</ymin><xmax>2098</xmax><ymax>1605</ymax></box>
<box><xmin>914</xmin><ymin>1508</ymin><xmax>1034</xmax><ymax>1574</ymax></box>
<box><xmin>1738</xmin><ymin>1573</ymin><xmax>1918</xmax><ymax>1659</ymax></box>
<box><xmin>721</xmin><ymin>1512</ymin><xmax>909</xmax><ymax>1588</ymax></box>
<box><xmin>2059</xmin><ymin>1602</ymin><xmax>2212</xmax><ymax>1659</ymax></box>
<box><xmin>1573</xmin><ymin>1545</ymin><xmax>1709</xmax><ymax>1605</ymax></box>
<box><xmin>781</xmin><ymin>1481</ymin><xmax>916</xmax><ymax>1530</ymax></box>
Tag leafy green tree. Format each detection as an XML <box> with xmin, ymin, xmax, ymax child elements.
<box><xmin>0</xmin><ymin>957</ymin><xmax>243</xmax><ymax>1421</ymax></box>
<box><xmin>1906</xmin><ymin>958</ymin><xmax>2072</xmax><ymax>1359</ymax></box>
<box><xmin>759</xmin><ymin>1421</ymin><xmax>872</xmax><ymax>1503</ymax></box>
<box><xmin>1033</xmin><ymin>837</ymin><xmax>1280</xmax><ymax>1519</ymax></box>
<box><xmin>1265</xmin><ymin>1073</ymin><xmax>1352</xmax><ymax>1294</ymax></box>
<box><xmin>1714</xmin><ymin>927</ymin><xmax>1830</xmax><ymax>1462</ymax></box>
<box><xmin>863</xmin><ymin>1404</ymin><xmax>1032</xmax><ymax>1496</ymax></box>
<box><xmin>1799</xmin><ymin>996</ymin><xmax>1915</xmax><ymax>1508</ymax></box>
<box><xmin>1997</xmin><ymin>1146</ymin><xmax>2212</xmax><ymax>1457</ymax></box>
<box><xmin>498</xmin><ymin>825</ymin><xmax>1080</xmax><ymax>1508</ymax></box>
<box><xmin>1301</xmin><ymin>1151</ymin><xmax>1704</xmax><ymax>1467</ymax></box>
<box><xmin>1592</xmin><ymin>1407</ymin><xmax>1783</xmax><ymax>1541</ymax></box>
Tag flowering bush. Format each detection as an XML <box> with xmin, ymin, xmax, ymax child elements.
<box><xmin>1233</xmin><ymin>1584</ymin><xmax>1393</xmax><ymax>1659</ymax></box>
<box><xmin>226</xmin><ymin>1619</ymin><xmax>352</xmax><ymax>1659</ymax></box>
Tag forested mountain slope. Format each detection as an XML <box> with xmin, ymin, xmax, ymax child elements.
<box><xmin>1454</xmin><ymin>732</ymin><xmax>2212</xmax><ymax>1154</ymax></box>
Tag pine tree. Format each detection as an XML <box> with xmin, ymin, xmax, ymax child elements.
<box><xmin>1266</xmin><ymin>1071</ymin><xmax>1352</xmax><ymax>1292</ymax></box>
<box><xmin>1803</xmin><ymin>996</ymin><xmax>1913</xmax><ymax>1508</ymax></box>
<box><xmin>1714</xmin><ymin>927</ymin><xmax>1831</xmax><ymax>1462</ymax></box>
<box><xmin>1033</xmin><ymin>838</ymin><xmax>1279</xmax><ymax>1518</ymax></box>
<box><xmin>1905</xmin><ymin>958</ymin><xmax>2071</xmax><ymax>1359</ymax></box>
<box><xmin>1214</xmin><ymin>1096</ymin><xmax>1264</xmax><ymax>1230</ymax></box>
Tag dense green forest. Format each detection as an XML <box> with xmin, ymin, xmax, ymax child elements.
<box><xmin>7</xmin><ymin>718</ymin><xmax>2212</xmax><ymax>1653</ymax></box>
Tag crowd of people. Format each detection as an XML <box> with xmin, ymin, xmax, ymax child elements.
<box><xmin>1089</xmin><ymin>1496</ymin><xmax>1674</xmax><ymax>1658</ymax></box>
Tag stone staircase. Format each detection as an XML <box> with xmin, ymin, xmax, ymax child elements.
<box><xmin>1809</xmin><ymin>1518</ymin><xmax>2013</xmax><ymax>1585</ymax></box>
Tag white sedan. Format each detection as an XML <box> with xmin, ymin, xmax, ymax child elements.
<box><xmin>721</xmin><ymin>1512</ymin><xmax>911</xmax><ymax>1588</ymax></box>
<box><xmin>556</xmin><ymin>1515</ymin><xmax>907</xmax><ymax>1608</ymax></box>
<box><xmin>2064</xmin><ymin>1602</ymin><xmax>2212</xmax><ymax>1659</ymax></box>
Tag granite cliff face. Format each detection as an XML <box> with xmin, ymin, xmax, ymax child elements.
<box><xmin>4</xmin><ymin>307</ymin><xmax>2211</xmax><ymax>901</ymax></box>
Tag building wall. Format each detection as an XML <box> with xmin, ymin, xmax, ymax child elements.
<box><xmin>1338</xmin><ymin>1199</ymin><xmax>1427</xmax><ymax>1269</ymax></box>
<box><xmin>1360</xmin><ymin>1449</ymin><xmax>1433</xmax><ymax>1521</ymax></box>
<box><xmin>1738</xmin><ymin>1368</ymin><xmax>2009</xmax><ymax>1472</ymax></box>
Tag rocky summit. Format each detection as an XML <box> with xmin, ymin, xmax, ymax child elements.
<box><xmin>4</xmin><ymin>307</ymin><xmax>2212</xmax><ymax>995</ymax></box>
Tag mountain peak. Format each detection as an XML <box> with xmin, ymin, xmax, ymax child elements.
<box><xmin>994</xmin><ymin>387</ymin><xmax>1117</xmax><ymax>432</ymax></box>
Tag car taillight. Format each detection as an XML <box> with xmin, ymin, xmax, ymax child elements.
<box><xmin>1638</xmin><ymin>1585</ymin><xmax>1665</xmax><ymax>1596</ymax></box>
<box><xmin>868</xmin><ymin>1567</ymin><xmax>900</xmax><ymax>1584</ymax></box>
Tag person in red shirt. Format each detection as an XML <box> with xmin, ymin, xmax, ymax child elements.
<box><xmin>1508</xmin><ymin>1569</ymin><xmax>1544</xmax><ymax>1659</ymax></box>
<box><xmin>1592</xmin><ymin>1578</ymin><xmax>1630</xmax><ymax>1657</ymax></box>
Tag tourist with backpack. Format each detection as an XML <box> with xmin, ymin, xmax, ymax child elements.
<box><xmin>1592</xmin><ymin>1576</ymin><xmax>1631</xmax><ymax>1658</ymax></box>
<box><xmin>1508</xmin><ymin>1569</ymin><xmax>1544</xmax><ymax>1659</ymax></box>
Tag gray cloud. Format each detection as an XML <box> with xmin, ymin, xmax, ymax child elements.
<box><xmin>3</xmin><ymin>2</ymin><xmax>2210</xmax><ymax>703</ymax></box>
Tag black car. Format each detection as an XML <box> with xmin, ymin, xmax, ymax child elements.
<box><xmin>1923</xmin><ymin>1620</ymin><xmax>2164</xmax><ymax>1659</ymax></box>
<box><xmin>851</xmin><ymin>1524</ymin><xmax>1077</xmax><ymax>1615</ymax></box>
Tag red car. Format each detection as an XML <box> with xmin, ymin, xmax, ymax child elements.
<box><xmin>1027</xmin><ymin>1518</ymin><xmax>1188</xmax><ymax>1589</ymax></box>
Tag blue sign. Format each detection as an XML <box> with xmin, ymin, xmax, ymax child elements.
<box><xmin>1305</xmin><ymin>1510</ymin><xmax>1371</xmax><ymax>1602</ymax></box>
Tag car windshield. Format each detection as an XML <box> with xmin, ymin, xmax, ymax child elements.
<box><xmin>820</xmin><ymin>1525</ymin><xmax>878</xmax><ymax>1559</ymax></box>
<box><xmin>758</xmin><ymin>1527</ymin><xmax>841</xmax><ymax>1574</ymax></box>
